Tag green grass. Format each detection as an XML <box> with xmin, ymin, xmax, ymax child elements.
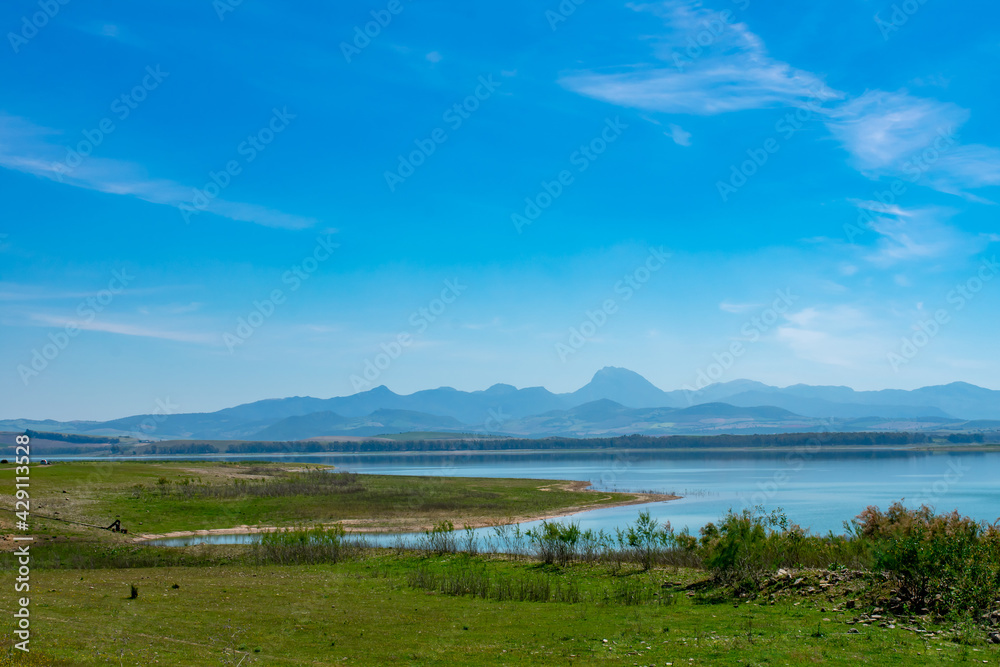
<box><xmin>1</xmin><ymin>461</ymin><xmax>647</xmax><ymax>536</ymax></box>
<box><xmin>4</xmin><ymin>555</ymin><xmax>998</xmax><ymax>665</ymax></box>
<box><xmin>5</xmin><ymin>462</ymin><xmax>1000</xmax><ymax>665</ymax></box>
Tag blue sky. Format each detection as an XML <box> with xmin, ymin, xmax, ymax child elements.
<box><xmin>1</xmin><ymin>0</ymin><xmax>999</xmax><ymax>420</ymax></box>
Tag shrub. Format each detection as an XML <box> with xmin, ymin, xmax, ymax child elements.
<box><xmin>850</xmin><ymin>502</ymin><xmax>1000</xmax><ymax>614</ymax></box>
<box><xmin>421</xmin><ymin>520</ymin><xmax>458</xmax><ymax>555</ymax></box>
<box><xmin>621</xmin><ymin>511</ymin><xmax>681</xmax><ymax>571</ymax></box>
<box><xmin>526</xmin><ymin>521</ymin><xmax>581</xmax><ymax>565</ymax></box>
<box><xmin>699</xmin><ymin>507</ymin><xmax>789</xmax><ymax>594</ymax></box>
<box><xmin>249</xmin><ymin>524</ymin><xmax>355</xmax><ymax>565</ymax></box>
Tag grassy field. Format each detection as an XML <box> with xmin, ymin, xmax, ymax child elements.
<box><xmin>0</xmin><ymin>462</ymin><xmax>662</xmax><ymax>537</ymax></box>
<box><xmin>2</xmin><ymin>461</ymin><xmax>999</xmax><ymax>665</ymax></box>
<box><xmin>2</xmin><ymin>554</ymin><xmax>998</xmax><ymax>665</ymax></box>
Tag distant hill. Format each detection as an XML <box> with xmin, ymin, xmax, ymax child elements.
<box><xmin>2</xmin><ymin>367</ymin><xmax>998</xmax><ymax>440</ymax></box>
<box><xmin>569</xmin><ymin>367</ymin><xmax>672</xmax><ymax>408</ymax></box>
<box><xmin>255</xmin><ymin>409</ymin><xmax>465</xmax><ymax>440</ymax></box>
<box><xmin>499</xmin><ymin>401</ymin><xmax>818</xmax><ymax>437</ymax></box>
<box><xmin>674</xmin><ymin>380</ymin><xmax>1000</xmax><ymax>420</ymax></box>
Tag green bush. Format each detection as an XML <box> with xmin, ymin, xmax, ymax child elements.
<box><xmin>699</xmin><ymin>507</ymin><xmax>789</xmax><ymax>594</ymax></box>
<box><xmin>526</xmin><ymin>520</ymin><xmax>582</xmax><ymax>565</ymax></box>
<box><xmin>850</xmin><ymin>502</ymin><xmax>1000</xmax><ymax>614</ymax></box>
<box><xmin>421</xmin><ymin>520</ymin><xmax>458</xmax><ymax>555</ymax></box>
<box><xmin>250</xmin><ymin>524</ymin><xmax>354</xmax><ymax>565</ymax></box>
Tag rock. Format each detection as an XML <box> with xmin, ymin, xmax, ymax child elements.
<box><xmin>848</xmin><ymin>628</ymin><xmax>860</xmax><ymax>634</ymax></box>
<box><xmin>988</xmin><ymin>632</ymin><xmax>1000</xmax><ymax>645</ymax></box>
<box><xmin>846</xmin><ymin>600</ymin><xmax>856</xmax><ymax>609</ymax></box>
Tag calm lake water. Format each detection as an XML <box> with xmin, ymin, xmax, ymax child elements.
<box><xmin>114</xmin><ymin>447</ymin><xmax>1000</xmax><ymax>548</ymax></box>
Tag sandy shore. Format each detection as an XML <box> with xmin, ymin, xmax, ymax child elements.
<box><xmin>133</xmin><ymin>482</ymin><xmax>679</xmax><ymax>542</ymax></box>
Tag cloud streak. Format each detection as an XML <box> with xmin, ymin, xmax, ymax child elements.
<box><xmin>854</xmin><ymin>202</ymin><xmax>990</xmax><ymax>266</ymax></box>
<box><xmin>560</xmin><ymin>1</ymin><xmax>841</xmax><ymax>115</ymax></box>
<box><xmin>559</xmin><ymin>4</ymin><xmax>1000</xmax><ymax>200</ymax></box>
<box><xmin>0</xmin><ymin>114</ymin><xmax>317</xmax><ymax>230</ymax></box>
<box><xmin>26</xmin><ymin>312</ymin><xmax>215</xmax><ymax>344</ymax></box>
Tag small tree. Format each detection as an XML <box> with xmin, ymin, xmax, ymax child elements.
<box><xmin>526</xmin><ymin>521</ymin><xmax>581</xmax><ymax>565</ymax></box>
<box><xmin>700</xmin><ymin>506</ymin><xmax>788</xmax><ymax>594</ymax></box>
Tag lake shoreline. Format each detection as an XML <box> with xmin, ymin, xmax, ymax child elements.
<box><xmin>44</xmin><ymin>442</ymin><xmax>1000</xmax><ymax>463</ymax></box>
<box><xmin>133</xmin><ymin>482</ymin><xmax>679</xmax><ymax>543</ymax></box>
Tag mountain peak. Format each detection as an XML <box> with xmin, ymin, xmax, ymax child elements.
<box><xmin>571</xmin><ymin>367</ymin><xmax>667</xmax><ymax>408</ymax></box>
<box><xmin>481</xmin><ymin>383</ymin><xmax>517</xmax><ymax>395</ymax></box>
<box><xmin>592</xmin><ymin>366</ymin><xmax>643</xmax><ymax>380</ymax></box>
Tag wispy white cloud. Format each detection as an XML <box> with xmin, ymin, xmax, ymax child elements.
<box><xmin>666</xmin><ymin>123</ymin><xmax>692</xmax><ymax>146</ymax></box>
<box><xmin>560</xmin><ymin>5</ymin><xmax>1000</xmax><ymax>203</ymax></box>
<box><xmin>718</xmin><ymin>300</ymin><xmax>758</xmax><ymax>314</ymax></box>
<box><xmin>460</xmin><ymin>317</ymin><xmax>503</xmax><ymax>330</ymax></box>
<box><xmin>137</xmin><ymin>302</ymin><xmax>204</xmax><ymax>316</ymax></box>
<box><xmin>826</xmin><ymin>90</ymin><xmax>1000</xmax><ymax>199</ymax></box>
<box><xmin>0</xmin><ymin>283</ymin><xmax>96</xmax><ymax>301</ymax></box>
<box><xmin>26</xmin><ymin>312</ymin><xmax>214</xmax><ymax>344</ymax></box>
<box><xmin>854</xmin><ymin>202</ymin><xmax>988</xmax><ymax>266</ymax></box>
<box><xmin>559</xmin><ymin>1</ymin><xmax>841</xmax><ymax>115</ymax></box>
<box><xmin>77</xmin><ymin>21</ymin><xmax>147</xmax><ymax>49</ymax></box>
<box><xmin>777</xmin><ymin>305</ymin><xmax>884</xmax><ymax>368</ymax></box>
<box><xmin>0</xmin><ymin>114</ymin><xmax>317</xmax><ymax>229</ymax></box>
<box><xmin>0</xmin><ymin>282</ymin><xmax>179</xmax><ymax>302</ymax></box>
<box><xmin>929</xmin><ymin>144</ymin><xmax>1000</xmax><ymax>196</ymax></box>
<box><xmin>825</xmin><ymin>90</ymin><xmax>967</xmax><ymax>172</ymax></box>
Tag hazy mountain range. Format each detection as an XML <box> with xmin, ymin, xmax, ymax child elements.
<box><xmin>3</xmin><ymin>367</ymin><xmax>999</xmax><ymax>440</ymax></box>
